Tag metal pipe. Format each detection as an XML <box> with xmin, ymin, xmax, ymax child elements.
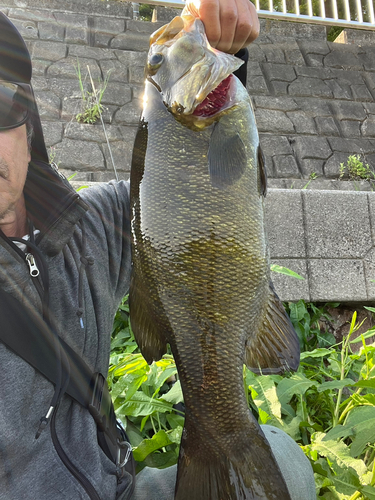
<box><xmin>332</xmin><ymin>0</ymin><xmax>339</xmax><ymax>20</ymax></box>
<box><xmin>368</xmin><ymin>0</ymin><xmax>375</xmax><ymax>24</ymax></box>
<box><xmin>343</xmin><ymin>0</ymin><xmax>351</xmax><ymax>20</ymax></box>
<box><xmin>356</xmin><ymin>0</ymin><xmax>363</xmax><ymax>23</ymax></box>
<box><xmin>307</xmin><ymin>0</ymin><xmax>313</xmax><ymax>17</ymax></box>
<box><xmin>295</xmin><ymin>0</ymin><xmax>300</xmax><ymax>16</ymax></box>
<box><xmin>319</xmin><ymin>0</ymin><xmax>326</xmax><ymax>19</ymax></box>
<box><xmin>256</xmin><ymin>9</ymin><xmax>375</xmax><ymax>28</ymax></box>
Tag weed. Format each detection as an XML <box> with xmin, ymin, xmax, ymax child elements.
<box><xmin>74</xmin><ymin>59</ymin><xmax>111</xmax><ymax>124</ymax></box>
<box><xmin>340</xmin><ymin>155</ymin><xmax>375</xmax><ymax>182</ymax></box>
<box><xmin>109</xmin><ymin>297</ymin><xmax>375</xmax><ymax>499</ymax></box>
<box><xmin>48</xmin><ymin>146</ymin><xmax>60</xmax><ymax>166</ymax></box>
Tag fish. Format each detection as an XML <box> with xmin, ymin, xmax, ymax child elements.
<box><xmin>129</xmin><ymin>8</ymin><xmax>300</xmax><ymax>500</ymax></box>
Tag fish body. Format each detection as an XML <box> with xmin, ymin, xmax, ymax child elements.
<box><xmin>129</xmin><ymin>12</ymin><xmax>299</xmax><ymax>500</ymax></box>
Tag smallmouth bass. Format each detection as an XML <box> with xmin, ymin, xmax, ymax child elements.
<box><xmin>129</xmin><ymin>9</ymin><xmax>300</xmax><ymax>500</ymax></box>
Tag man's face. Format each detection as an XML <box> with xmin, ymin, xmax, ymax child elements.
<box><xmin>0</xmin><ymin>124</ymin><xmax>30</xmax><ymax>221</ymax></box>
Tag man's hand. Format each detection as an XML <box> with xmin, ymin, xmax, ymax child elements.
<box><xmin>185</xmin><ymin>0</ymin><xmax>260</xmax><ymax>54</ymax></box>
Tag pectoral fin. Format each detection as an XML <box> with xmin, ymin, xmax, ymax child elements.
<box><xmin>208</xmin><ymin>121</ymin><xmax>247</xmax><ymax>189</ymax></box>
<box><xmin>129</xmin><ymin>270</ymin><xmax>169</xmax><ymax>364</ymax></box>
<box><xmin>245</xmin><ymin>282</ymin><xmax>300</xmax><ymax>374</ymax></box>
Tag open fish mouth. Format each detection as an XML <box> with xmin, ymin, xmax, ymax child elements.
<box><xmin>193</xmin><ymin>75</ymin><xmax>232</xmax><ymax>117</ymax></box>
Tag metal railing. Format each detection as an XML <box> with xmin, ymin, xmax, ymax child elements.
<box><xmin>139</xmin><ymin>0</ymin><xmax>375</xmax><ymax>29</ymax></box>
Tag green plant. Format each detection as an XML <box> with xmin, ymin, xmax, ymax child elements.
<box><xmin>340</xmin><ymin>155</ymin><xmax>375</xmax><ymax>182</ymax></box>
<box><xmin>270</xmin><ymin>264</ymin><xmax>304</xmax><ymax>280</ymax></box>
<box><xmin>245</xmin><ymin>310</ymin><xmax>375</xmax><ymax>499</ymax></box>
<box><xmin>285</xmin><ymin>300</ymin><xmax>338</xmax><ymax>352</ymax></box>
<box><xmin>75</xmin><ymin>59</ymin><xmax>111</xmax><ymax>124</ymax></box>
<box><xmin>109</xmin><ymin>296</ymin><xmax>183</xmax><ymax>472</ymax></box>
<box><xmin>138</xmin><ymin>3</ymin><xmax>154</xmax><ymax>21</ymax></box>
<box><xmin>327</xmin><ymin>26</ymin><xmax>344</xmax><ymax>42</ymax></box>
<box><xmin>109</xmin><ymin>297</ymin><xmax>375</xmax><ymax>498</ymax></box>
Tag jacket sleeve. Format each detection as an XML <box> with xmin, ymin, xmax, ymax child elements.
<box><xmin>79</xmin><ymin>180</ymin><xmax>131</xmax><ymax>306</ymax></box>
<box><xmin>233</xmin><ymin>48</ymin><xmax>249</xmax><ymax>88</ymax></box>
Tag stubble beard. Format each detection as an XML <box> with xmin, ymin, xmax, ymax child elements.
<box><xmin>0</xmin><ymin>157</ymin><xmax>14</xmax><ymax>221</ymax></box>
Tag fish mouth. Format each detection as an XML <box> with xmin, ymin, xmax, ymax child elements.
<box><xmin>192</xmin><ymin>75</ymin><xmax>233</xmax><ymax>117</ymax></box>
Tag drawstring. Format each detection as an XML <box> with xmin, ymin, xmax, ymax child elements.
<box><xmin>12</xmin><ymin>219</ymin><xmax>94</xmax><ymax>438</ymax></box>
<box><xmin>11</xmin><ymin>228</ymin><xmax>70</xmax><ymax>439</ymax></box>
<box><xmin>76</xmin><ymin>221</ymin><xmax>94</xmax><ymax>330</ymax></box>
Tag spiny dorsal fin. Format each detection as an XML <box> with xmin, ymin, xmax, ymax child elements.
<box><xmin>245</xmin><ymin>282</ymin><xmax>300</xmax><ymax>374</ymax></box>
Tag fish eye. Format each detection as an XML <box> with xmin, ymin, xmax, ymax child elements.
<box><xmin>147</xmin><ymin>53</ymin><xmax>164</xmax><ymax>74</ymax></box>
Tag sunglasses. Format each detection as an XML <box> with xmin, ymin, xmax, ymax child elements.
<box><xmin>0</xmin><ymin>81</ymin><xmax>33</xmax><ymax>130</ymax></box>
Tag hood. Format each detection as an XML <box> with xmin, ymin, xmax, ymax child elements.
<box><xmin>0</xmin><ymin>12</ymin><xmax>48</xmax><ymax>165</ymax></box>
<box><xmin>0</xmin><ymin>13</ymin><xmax>88</xmax><ymax>247</ymax></box>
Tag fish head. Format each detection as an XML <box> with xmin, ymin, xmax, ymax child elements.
<box><xmin>145</xmin><ymin>11</ymin><xmax>243</xmax><ymax>129</ymax></box>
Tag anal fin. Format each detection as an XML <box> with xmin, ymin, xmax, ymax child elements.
<box><xmin>245</xmin><ymin>282</ymin><xmax>300</xmax><ymax>374</ymax></box>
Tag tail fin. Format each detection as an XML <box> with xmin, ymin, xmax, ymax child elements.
<box><xmin>174</xmin><ymin>416</ymin><xmax>291</xmax><ymax>500</ymax></box>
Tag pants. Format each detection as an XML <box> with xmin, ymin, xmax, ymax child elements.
<box><xmin>131</xmin><ymin>425</ymin><xmax>315</xmax><ymax>500</ymax></box>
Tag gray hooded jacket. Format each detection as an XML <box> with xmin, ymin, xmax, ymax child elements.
<box><xmin>0</xmin><ymin>12</ymin><xmax>133</xmax><ymax>500</ymax></box>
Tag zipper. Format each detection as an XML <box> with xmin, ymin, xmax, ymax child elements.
<box><xmin>0</xmin><ymin>231</ymin><xmax>45</xmax><ymax>303</ymax></box>
<box><xmin>26</xmin><ymin>253</ymin><xmax>40</xmax><ymax>277</ymax></box>
<box><xmin>51</xmin><ymin>408</ymin><xmax>101</xmax><ymax>500</ymax></box>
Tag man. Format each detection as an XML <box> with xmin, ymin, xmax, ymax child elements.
<box><xmin>0</xmin><ymin>4</ymin><xmax>315</xmax><ymax>500</ymax></box>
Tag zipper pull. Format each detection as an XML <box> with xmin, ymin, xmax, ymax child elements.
<box><xmin>26</xmin><ymin>253</ymin><xmax>40</xmax><ymax>277</ymax></box>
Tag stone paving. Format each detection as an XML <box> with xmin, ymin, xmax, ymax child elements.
<box><xmin>1</xmin><ymin>0</ymin><xmax>375</xmax><ymax>302</ymax></box>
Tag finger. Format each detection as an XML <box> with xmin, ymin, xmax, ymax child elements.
<box><xmin>228</xmin><ymin>0</ymin><xmax>259</xmax><ymax>53</ymax></box>
<box><xmin>245</xmin><ymin>1</ymin><xmax>260</xmax><ymax>45</ymax></box>
<box><xmin>215</xmin><ymin>0</ymin><xmax>238</xmax><ymax>53</ymax></box>
<box><xmin>196</xmin><ymin>0</ymin><xmax>222</xmax><ymax>49</ymax></box>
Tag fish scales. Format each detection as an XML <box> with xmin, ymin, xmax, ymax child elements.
<box><xmin>130</xmin><ymin>10</ymin><xmax>300</xmax><ymax>500</ymax></box>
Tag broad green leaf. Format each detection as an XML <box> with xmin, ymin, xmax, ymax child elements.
<box><xmin>168</xmin><ymin>426</ymin><xmax>183</xmax><ymax>444</ymax></box>
<box><xmin>143</xmin><ymin>450</ymin><xmax>178</xmax><ymax>470</ymax></box>
<box><xmin>270</xmin><ymin>264</ymin><xmax>304</xmax><ymax>280</ymax></box>
<box><xmin>288</xmin><ymin>301</ymin><xmax>308</xmax><ymax>323</ymax></box>
<box><xmin>124</xmin><ymin>374</ymin><xmax>149</xmax><ymax>402</ymax></box>
<box><xmin>317</xmin><ymin>379</ymin><xmax>355</xmax><ymax>393</ymax></box>
<box><xmin>113</xmin><ymin>354</ymin><xmax>148</xmax><ymax>377</ymax></box>
<box><xmin>353</xmin><ymin>379</ymin><xmax>375</xmax><ymax>389</ymax></box>
<box><xmin>161</xmin><ymin>380</ymin><xmax>183</xmax><ymax>405</ymax></box>
<box><xmin>132</xmin><ymin>430</ymin><xmax>173</xmax><ymax>462</ymax></box>
<box><xmin>364</xmin><ymin>306</ymin><xmax>375</xmax><ymax>313</ymax></box>
<box><xmin>166</xmin><ymin>413</ymin><xmax>185</xmax><ymax>429</ymax></box>
<box><xmin>278</xmin><ymin>415</ymin><xmax>302</xmax><ymax>441</ymax></box>
<box><xmin>258</xmin><ymin>407</ymin><xmax>270</xmax><ymax>424</ymax></box>
<box><xmin>327</xmin><ymin>469</ymin><xmax>362</xmax><ymax>496</ymax></box>
<box><xmin>311</xmin><ymin>432</ymin><xmax>367</xmax><ymax>477</ymax></box>
<box><xmin>323</xmin><ymin>490</ymin><xmax>351</xmax><ymax>500</ymax></box>
<box><xmin>324</xmin><ymin>425</ymin><xmax>354</xmax><ymax>442</ymax></box>
<box><xmin>345</xmin><ymin>406</ymin><xmax>375</xmax><ymax>457</ymax></box>
<box><xmin>251</xmin><ymin>376</ymin><xmax>282</xmax><ymax>422</ymax></box>
<box><xmin>361</xmin><ymin>485</ymin><xmax>375</xmax><ymax>500</ymax></box>
<box><xmin>277</xmin><ymin>373</ymin><xmax>318</xmax><ymax>407</ymax></box>
<box><xmin>118</xmin><ymin>392</ymin><xmax>174</xmax><ymax>417</ymax></box>
<box><xmin>151</xmin><ymin>365</ymin><xmax>178</xmax><ymax>397</ymax></box>
<box><xmin>300</xmin><ymin>348</ymin><xmax>332</xmax><ymax>360</ymax></box>
<box><xmin>111</xmin><ymin>373</ymin><xmax>132</xmax><ymax>400</ymax></box>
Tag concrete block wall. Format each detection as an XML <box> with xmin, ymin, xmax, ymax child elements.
<box><xmin>1</xmin><ymin>0</ymin><xmax>375</xmax><ymax>303</ymax></box>
<box><xmin>267</xmin><ymin>189</ymin><xmax>375</xmax><ymax>303</ymax></box>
